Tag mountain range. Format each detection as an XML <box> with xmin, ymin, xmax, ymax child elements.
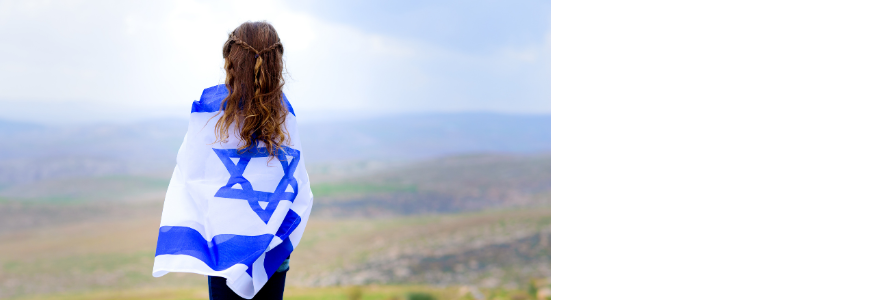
<box><xmin>0</xmin><ymin>112</ymin><xmax>549</xmax><ymax>187</ymax></box>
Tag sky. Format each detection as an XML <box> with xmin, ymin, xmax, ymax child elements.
<box><xmin>0</xmin><ymin>0</ymin><xmax>550</xmax><ymax>124</ymax></box>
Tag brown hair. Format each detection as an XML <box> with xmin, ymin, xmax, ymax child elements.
<box><xmin>215</xmin><ymin>21</ymin><xmax>288</xmax><ymax>158</ymax></box>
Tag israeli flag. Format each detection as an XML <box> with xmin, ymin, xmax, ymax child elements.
<box><xmin>152</xmin><ymin>84</ymin><xmax>313</xmax><ymax>299</ymax></box>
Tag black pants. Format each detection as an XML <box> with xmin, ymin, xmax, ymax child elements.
<box><xmin>208</xmin><ymin>272</ymin><xmax>287</xmax><ymax>300</ymax></box>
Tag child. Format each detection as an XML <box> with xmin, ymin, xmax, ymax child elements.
<box><xmin>152</xmin><ymin>21</ymin><xmax>313</xmax><ymax>300</ymax></box>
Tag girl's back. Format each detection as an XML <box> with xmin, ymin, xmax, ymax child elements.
<box><xmin>152</xmin><ymin>21</ymin><xmax>313</xmax><ymax>300</ymax></box>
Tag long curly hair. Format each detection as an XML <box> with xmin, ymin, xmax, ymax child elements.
<box><xmin>215</xmin><ymin>21</ymin><xmax>289</xmax><ymax>158</ymax></box>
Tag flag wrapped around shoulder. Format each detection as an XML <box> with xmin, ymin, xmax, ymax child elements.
<box><xmin>152</xmin><ymin>84</ymin><xmax>313</xmax><ymax>299</ymax></box>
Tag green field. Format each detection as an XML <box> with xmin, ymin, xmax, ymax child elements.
<box><xmin>9</xmin><ymin>284</ymin><xmax>543</xmax><ymax>300</ymax></box>
<box><xmin>311</xmin><ymin>182</ymin><xmax>419</xmax><ymax>198</ymax></box>
<box><xmin>0</xmin><ymin>203</ymin><xmax>549</xmax><ymax>299</ymax></box>
<box><xmin>0</xmin><ymin>154</ymin><xmax>550</xmax><ymax>299</ymax></box>
<box><xmin>0</xmin><ymin>175</ymin><xmax>170</xmax><ymax>203</ymax></box>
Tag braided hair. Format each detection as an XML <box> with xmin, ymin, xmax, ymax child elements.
<box><xmin>215</xmin><ymin>21</ymin><xmax>289</xmax><ymax>159</ymax></box>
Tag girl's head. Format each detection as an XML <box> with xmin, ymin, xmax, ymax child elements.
<box><xmin>216</xmin><ymin>21</ymin><xmax>288</xmax><ymax>156</ymax></box>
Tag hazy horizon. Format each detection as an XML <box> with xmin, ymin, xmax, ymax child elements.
<box><xmin>0</xmin><ymin>108</ymin><xmax>551</xmax><ymax>126</ymax></box>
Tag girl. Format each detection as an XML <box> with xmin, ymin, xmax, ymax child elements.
<box><xmin>152</xmin><ymin>21</ymin><xmax>314</xmax><ymax>300</ymax></box>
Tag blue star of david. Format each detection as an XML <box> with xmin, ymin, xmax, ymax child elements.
<box><xmin>212</xmin><ymin>146</ymin><xmax>300</xmax><ymax>224</ymax></box>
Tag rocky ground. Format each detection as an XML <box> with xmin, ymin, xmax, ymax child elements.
<box><xmin>0</xmin><ymin>153</ymin><xmax>550</xmax><ymax>299</ymax></box>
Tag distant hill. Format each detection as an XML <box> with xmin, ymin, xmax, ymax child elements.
<box><xmin>0</xmin><ymin>112</ymin><xmax>550</xmax><ymax>186</ymax></box>
<box><xmin>311</xmin><ymin>153</ymin><xmax>551</xmax><ymax>217</ymax></box>
<box><xmin>0</xmin><ymin>118</ymin><xmax>188</xmax><ymax>186</ymax></box>
<box><xmin>0</xmin><ymin>119</ymin><xmax>43</xmax><ymax>132</ymax></box>
<box><xmin>299</xmin><ymin>112</ymin><xmax>550</xmax><ymax>162</ymax></box>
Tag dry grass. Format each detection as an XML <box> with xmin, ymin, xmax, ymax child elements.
<box><xmin>0</xmin><ymin>201</ymin><xmax>548</xmax><ymax>299</ymax></box>
<box><xmin>10</xmin><ymin>285</ymin><xmax>470</xmax><ymax>300</ymax></box>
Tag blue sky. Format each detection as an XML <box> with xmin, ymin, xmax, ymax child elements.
<box><xmin>0</xmin><ymin>0</ymin><xmax>549</xmax><ymax>124</ymax></box>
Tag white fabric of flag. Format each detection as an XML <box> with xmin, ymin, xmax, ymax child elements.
<box><xmin>152</xmin><ymin>84</ymin><xmax>313</xmax><ymax>299</ymax></box>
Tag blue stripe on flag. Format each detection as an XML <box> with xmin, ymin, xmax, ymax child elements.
<box><xmin>244</xmin><ymin>236</ymin><xmax>294</xmax><ymax>278</ymax></box>
<box><xmin>264</xmin><ymin>237</ymin><xmax>294</xmax><ymax>276</ymax></box>
<box><xmin>258</xmin><ymin>210</ymin><xmax>300</xmax><ymax>277</ymax></box>
<box><xmin>275</xmin><ymin>209</ymin><xmax>301</xmax><ymax>241</ymax></box>
<box><xmin>281</xmin><ymin>93</ymin><xmax>295</xmax><ymax>116</ymax></box>
<box><xmin>191</xmin><ymin>84</ymin><xmax>296</xmax><ymax>116</ymax></box>
<box><xmin>245</xmin><ymin>210</ymin><xmax>299</xmax><ymax>277</ymax></box>
<box><xmin>191</xmin><ymin>85</ymin><xmax>228</xmax><ymax>113</ymax></box>
<box><xmin>155</xmin><ymin>226</ymin><xmax>273</xmax><ymax>271</ymax></box>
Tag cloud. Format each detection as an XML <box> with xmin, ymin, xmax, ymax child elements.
<box><xmin>0</xmin><ymin>0</ymin><xmax>549</xmax><ymax>124</ymax></box>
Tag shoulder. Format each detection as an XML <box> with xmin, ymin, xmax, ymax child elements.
<box><xmin>188</xmin><ymin>84</ymin><xmax>296</xmax><ymax>116</ymax></box>
<box><xmin>191</xmin><ymin>84</ymin><xmax>228</xmax><ymax>113</ymax></box>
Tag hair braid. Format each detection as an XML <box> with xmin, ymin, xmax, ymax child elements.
<box><xmin>216</xmin><ymin>22</ymin><xmax>288</xmax><ymax>159</ymax></box>
<box><xmin>228</xmin><ymin>34</ymin><xmax>282</xmax><ymax>94</ymax></box>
